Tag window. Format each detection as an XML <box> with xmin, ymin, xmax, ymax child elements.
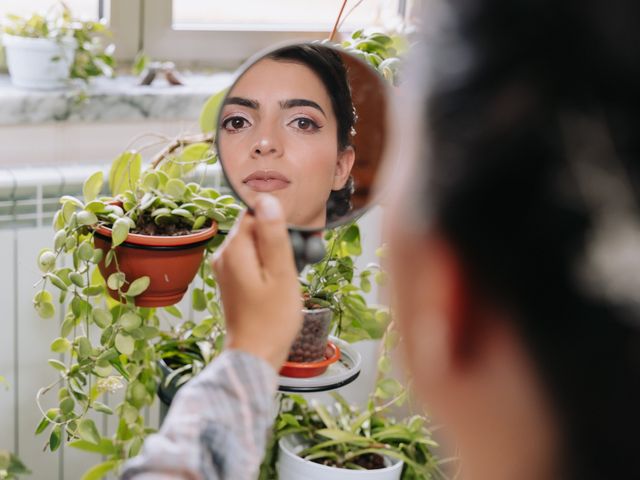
<box><xmin>1</xmin><ymin>0</ymin><xmax>406</xmax><ymax>68</ymax></box>
<box><xmin>0</xmin><ymin>0</ymin><xmax>102</xmax><ymax>21</ymax></box>
<box><xmin>171</xmin><ymin>0</ymin><xmax>384</xmax><ymax>32</ymax></box>
<box><xmin>140</xmin><ymin>0</ymin><xmax>403</xmax><ymax>68</ymax></box>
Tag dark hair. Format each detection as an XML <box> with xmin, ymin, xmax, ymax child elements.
<box><xmin>267</xmin><ymin>44</ymin><xmax>356</xmax><ymax>224</ymax></box>
<box><xmin>418</xmin><ymin>0</ymin><xmax>640</xmax><ymax>478</ymax></box>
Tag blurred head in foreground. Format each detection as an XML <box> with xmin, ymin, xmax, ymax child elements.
<box><xmin>388</xmin><ymin>0</ymin><xmax>640</xmax><ymax>478</ymax></box>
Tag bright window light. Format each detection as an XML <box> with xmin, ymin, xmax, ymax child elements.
<box><xmin>0</xmin><ymin>0</ymin><xmax>101</xmax><ymax>22</ymax></box>
<box><xmin>172</xmin><ymin>0</ymin><xmax>391</xmax><ymax>31</ymax></box>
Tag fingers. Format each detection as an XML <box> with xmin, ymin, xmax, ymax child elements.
<box><xmin>252</xmin><ymin>195</ymin><xmax>296</xmax><ymax>278</ymax></box>
<box><xmin>211</xmin><ymin>210</ymin><xmax>258</xmax><ymax>279</ymax></box>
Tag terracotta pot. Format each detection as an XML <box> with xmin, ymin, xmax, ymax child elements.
<box><xmin>93</xmin><ymin>223</ymin><xmax>217</xmax><ymax>307</ymax></box>
<box><xmin>280</xmin><ymin>342</ymin><xmax>340</xmax><ymax>378</ymax></box>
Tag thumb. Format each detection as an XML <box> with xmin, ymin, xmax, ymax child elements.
<box><xmin>253</xmin><ymin>195</ymin><xmax>296</xmax><ymax>276</ymax></box>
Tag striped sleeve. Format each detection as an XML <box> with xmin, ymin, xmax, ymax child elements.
<box><xmin>121</xmin><ymin>349</ymin><xmax>278</xmax><ymax>480</ymax></box>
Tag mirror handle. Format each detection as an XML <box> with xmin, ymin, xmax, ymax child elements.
<box><xmin>290</xmin><ymin>231</ymin><xmax>325</xmax><ymax>272</ymax></box>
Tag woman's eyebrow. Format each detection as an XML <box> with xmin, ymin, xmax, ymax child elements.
<box><xmin>224</xmin><ymin>96</ymin><xmax>259</xmax><ymax>109</ymax></box>
<box><xmin>280</xmin><ymin>99</ymin><xmax>326</xmax><ymax>117</ymax></box>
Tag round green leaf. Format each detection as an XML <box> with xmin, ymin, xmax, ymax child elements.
<box><xmin>107</xmin><ymin>272</ymin><xmax>125</xmax><ymax>291</ymax></box>
<box><xmin>51</xmin><ymin>337</ymin><xmax>71</xmax><ymax>353</ymax></box>
<box><xmin>77</xmin><ymin>210</ymin><xmax>98</xmax><ymax>226</ymax></box>
<box><xmin>92</xmin><ymin>308</ymin><xmax>112</xmax><ymax>328</ymax></box>
<box><xmin>36</xmin><ymin>301</ymin><xmax>55</xmax><ymax>319</ymax></box>
<box><xmin>115</xmin><ymin>332</ymin><xmax>134</xmax><ymax>355</ymax></box>
<box><xmin>119</xmin><ymin>312</ymin><xmax>142</xmax><ymax>332</ymax></box>
<box><xmin>38</xmin><ymin>250</ymin><xmax>56</xmax><ymax>273</ymax></box>
<box><xmin>111</xmin><ymin>218</ymin><xmax>130</xmax><ymax>247</ymax></box>
<box><xmin>77</xmin><ymin>242</ymin><xmax>94</xmax><ymax>261</ymax></box>
<box><xmin>165</xmin><ymin>178</ymin><xmax>186</xmax><ymax>199</ymax></box>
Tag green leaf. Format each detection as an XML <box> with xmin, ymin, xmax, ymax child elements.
<box><xmin>83</xmin><ymin>171</ymin><xmax>104</xmax><ymax>202</ymax></box>
<box><xmin>36</xmin><ymin>301</ymin><xmax>56</xmax><ymax>319</ymax></box>
<box><xmin>92</xmin><ymin>307</ymin><xmax>112</xmax><ymax>328</ymax></box>
<box><xmin>69</xmin><ymin>438</ymin><xmax>115</xmax><ymax>455</ymax></box>
<box><xmin>77</xmin><ymin>418</ymin><xmax>101</xmax><ymax>445</ymax></box>
<box><xmin>119</xmin><ymin>312</ymin><xmax>142</xmax><ymax>332</ymax></box>
<box><xmin>107</xmin><ymin>272</ymin><xmax>126</xmax><ymax>290</ymax></box>
<box><xmin>165</xmin><ymin>178</ymin><xmax>186</xmax><ymax>199</ymax></box>
<box><xmin>93</xmin><ymin>401</ymin><xmax>114</xmax><ymax>415</ymax></box>
<box><xmin>48</xmin><ymin>359</ymin><xmax>67</xmax><ymax>372</ymax></box>
<box><xmin>115</xmin><ymin>332</ymin><xmax>134</xmax><ymax>355</ymax></box>
<box><xmin>111</xmin><ymin>217</ymin><xmax>130</xmax><ymax>247</ymax></box>
<box><xmin>192</xmin><ymin>215</ymin><xmax>207</xmax><ymax>230</ymax></box>
<box><xmin>77</xmin><ymin>241</ymin><xmax>94</xmax><ymax>261</ymax></box>
<box><xmin>69</xmin><ymin>272</ymin><xmax>85</xmax><ymax>287</ymax></box>
<box><xmin>80</xmin><ymin>459</ymin><xmax>118</xmax><ymax>480</ymax></box>
<box><xmin>192</xmin><ymin>288</ymin><xmax>206</xmax><ymax>311</ymax></box>
<box><xmin>127</xmin><ymin>276</ymin><xmax>150</xmax><ymax>297</ymax></box>
<box><xmin>109</xmin><ymin>151</ymin><xmax>142</xmax><ymax>196</ymax></box>
<box><xmin>47</xmin><ymin>273</ymin><xmax>68</xmax><ymax>291</ymax></box>
<box><xmin>164</xmin><ymin>305</ymin><xmax>182</xmax><ymax>318</ymax></box>
<box><xmin>49</xmin><ymin>425</ymin><xmax>61</xmax><ymax>451</ymax></box>
<box><xmin>38</xmin><ymin>249</ymin><xmax>56</xmax><ymax>273</ymax></box>
<box><xmin>199</xmin><ymin>88</ymin><xmax>228</xmax><ymax>133</ymax></box>
<box><xmin>76</xmin><ymin>336</ymin><xmax>92</xmax><ymax>360</ymax></box>
<box><xmin>51</xmin><ymin>337</ymin><xmax>71</xmax><ymax>353</ymax></box>
<box><xmin>77</xmin><ymin>210</ymin><xmax>98</xmax><ymax>226</ymax></box>
<box><xmin>60</xmin><ymin>195</ymin><xmax>84</xmax><ymax>209</ymax></box>
<box><xmin>60</xmin><ymin>396</ymin><xmax>75</xmax><ymax>415</ymax></box>
<box><xmin>35</xmin><ymin>416</ymin><xmax>50</xmax><ymax>435</ymax></box>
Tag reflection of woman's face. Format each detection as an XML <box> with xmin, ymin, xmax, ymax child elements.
<box><xmin>219</xmin><ymin>58</ymin><xmax>354</xmax><ymax>229</ymax></box>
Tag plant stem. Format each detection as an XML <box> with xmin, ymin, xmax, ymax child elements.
<box><xmin>329</xmin><ymin>0</ymin><xmax>349</xmax><ymax>42</ymax></box>
<box><xmin>149</xmin><ymin>132</ymin><xmax>214</xmax><ymax>170</ymax></box>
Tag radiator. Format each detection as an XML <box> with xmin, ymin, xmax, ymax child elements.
<box><xmin>0</xmin><ymin>164</ymin><xmax>222</xmax><ymax>480</ymax></box>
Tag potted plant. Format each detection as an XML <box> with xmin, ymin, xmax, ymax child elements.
<box><xmin>281</xmin><ymin>223</ymin><xmax>390</xmax><ymax>379</ymax></box>
<box><xmin>1</xmin><ymin>2</ymin><xmax>115</xmax><ymax>89</ymax></box>
<box><xmin>31</xmin><ymin>88</ymin><xmax>239</xmax><ymax>477</ymax></box>
<box><xmin>155</xmin><ymin>313</ymin><xmax>225</xmax><ymax>422</ymax></box>
<box><xmin>260</xmin><ymin>328</ymin><xmax>448</xmax><ymax>480</ymax></box>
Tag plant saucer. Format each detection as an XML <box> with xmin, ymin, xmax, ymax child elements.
<box><xmin>278</xmin><ymin>337</ymin><xmax>362</xmax><ymax>393</ymax></box>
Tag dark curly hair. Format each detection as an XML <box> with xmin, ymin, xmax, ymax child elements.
<box><xmin>267</xmin><ymin>44</ymin><xmax>356</xmax><ymax>224</ymax></box>
<box><xmin>417</xmin><ymin>0</ymin><xmax>640</xmax><ymax>477</ymax></box>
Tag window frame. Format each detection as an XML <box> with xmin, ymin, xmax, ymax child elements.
<box><xmin>109</xmin><ymin>0</ymin><xmax>405</xmax><ymax>68</ymax></box>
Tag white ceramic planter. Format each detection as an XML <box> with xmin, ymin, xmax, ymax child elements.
<box><xmin>278</xmin><ymin>434</ymin><xmax>404</xmax><ymax>480</ymax></box>
<box><xmin>2</xmin><ymin>34</ymin><xmax>76</xmax><ymax>90</ymax></box>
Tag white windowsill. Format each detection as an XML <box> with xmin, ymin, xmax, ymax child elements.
<box><xmin>0</xmin><ymin>72</ymin><xmax>234</xmax><ymax>126</ymax></box>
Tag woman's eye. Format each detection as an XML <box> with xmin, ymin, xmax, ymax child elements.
<box><xmin>290</xmin><ymin>117</ymin><xmax>320</xmax><ymax>131</ymax></box>
<box><xmin>222</xmin><ymin>116</ymin><xmax>250</xmax><ymax>132</ymax></box>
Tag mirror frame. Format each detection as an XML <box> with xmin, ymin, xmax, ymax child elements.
<box><xmin>213</xmin><ymin>40</ymin><xmax>392</xmax><ymax>233</ymax></box>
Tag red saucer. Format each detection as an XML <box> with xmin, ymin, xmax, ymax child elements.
<box><xmin>279</xmin><ymin>342</ymin><xmax>341</xmax><ymax>378</ymax></box>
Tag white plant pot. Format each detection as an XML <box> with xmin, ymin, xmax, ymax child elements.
<box><xmin>278</xmin><ymin>434</ymin><xmax>404</xmax><ymax>480</ymax></box>
<box><xmin>2</xmin><ymin>34</ymin><xmax>76</xmax><ymax>90</ymax></box>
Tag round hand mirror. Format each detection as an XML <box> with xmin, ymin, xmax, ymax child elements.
<box><xmin>215</xmin><ymin>42</ymin><xmax>390</xmax><ymax>267</ymax></box>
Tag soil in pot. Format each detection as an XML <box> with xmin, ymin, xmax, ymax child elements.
<box><xmin>313</xmin><ymin>453</ymin><xmax>386</xmax><ymax>470</ymax></box>
<box><xmin>93</xmin><ymin>222</ymin><xmax>217</xmax><ymax>307</ymax></box>
<box><xmin>287</xmin><ymin>307</ymin><xmax>332</xmax><ymax>363</ymax></box>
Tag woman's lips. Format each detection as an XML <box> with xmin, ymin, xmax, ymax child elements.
<box><xmin>242</xmin><ymin>170</ymin><xmax>291</xmax><ymax>193</ymax></box>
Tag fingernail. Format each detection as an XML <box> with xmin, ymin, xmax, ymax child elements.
<box><xmin>257</xmin><ymin>194</ymin><xmax>282</xmax><ymax>220</ymax></box>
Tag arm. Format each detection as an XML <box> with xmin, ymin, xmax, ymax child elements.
<box><xmin>121</xmin><ymin>350</ymin><xmax>277</xmax><ymax>480</ymax></box>
<box><xmin>122</xmin><ymin>194</ymin><xmax>302</xmax><ymax>480</ymax></box>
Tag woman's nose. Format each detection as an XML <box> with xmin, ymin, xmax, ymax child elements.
<box><xmin>251</xmin><ymin>125</ymin><xmax>283</xmax><ymax>157</ymax></box>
